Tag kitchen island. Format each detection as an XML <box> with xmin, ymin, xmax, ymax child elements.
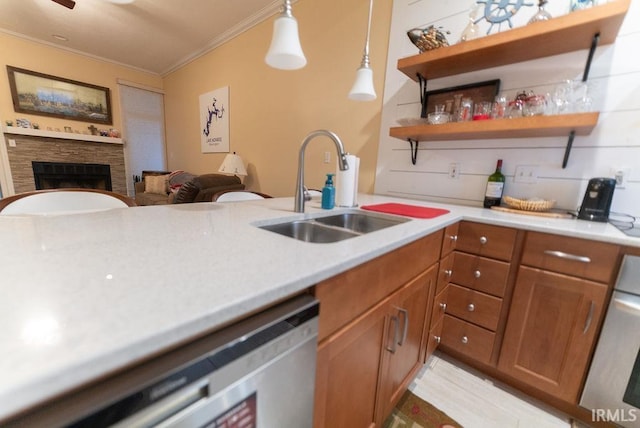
<box><xmin>0</xmin><ymin>194</ymin><xmax>636</xmax><ymax>423</ymax></box>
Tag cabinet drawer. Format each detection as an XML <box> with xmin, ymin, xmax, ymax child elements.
<box><xmin>456</xmin><ymin>221</ymin><xmax>517</xmax><ymax>261</ymax></box>
<box><xmin>437</xmin><ymin>253</ymin><xmax>454</xmax><ymax>295</ymax></box>
<box><xmin>450</xmin><ymin>252</ymin><xmax>510</xmax><ymax>297</ymax></box>
<box><xmin>441</xmin><ymin>223</ymin><xmax>459</xmax><ymax>257</ymax></box>
<box><xmin>426</xmin><ymin>317</ymin><xmax>443</xmax><ymax>360</ymax></box>
<box><xmin>521</xmin><ymin>232</ymin><xmax>620</xmax><ymax>283</ymax></box>
<box><xmin>445</xmin><ymin>284</ymin><xmax>502</xmax><ymax>331</ymax></box>
<box><xmin>430</xmin><ymin>284</ymin><xmax>448</xmax><ymax>330</ymax></box>
<box><xmin>441</xmin><ymin>315</ymin><xmax>495</xmax><ymax>364</ymax></box>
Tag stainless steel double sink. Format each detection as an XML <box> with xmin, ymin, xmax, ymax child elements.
<box><xmin>258</xmin><ymin>210</ymin><xmax>410</xmax><ymax>243</ymax></box>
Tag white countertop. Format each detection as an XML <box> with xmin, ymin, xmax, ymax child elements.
<box><xmin>0</xmin><ymin>194</ymin><xmax>637</xmax><ymax>422</ymax></box>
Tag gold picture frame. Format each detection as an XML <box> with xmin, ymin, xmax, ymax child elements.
<box><xmin>7</xmin><ymin>66</ymin><xmax>112</xmax><ymax>125</ymax></box>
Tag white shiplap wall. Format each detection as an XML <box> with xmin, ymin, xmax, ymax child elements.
<box><xmin>374</xmin><ymin>0</ymin><xmax>640</xmax><ymax>216</ymax></box>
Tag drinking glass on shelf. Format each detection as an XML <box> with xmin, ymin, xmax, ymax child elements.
<box><xmin>457</xmin><ymin>98</ymin><xmax>473</xmax><ymax>122</ymax></box>
<box><xmin>492</xmin><ymin>94</ymin><xmax>508</xmax><ymax>119</ymax></box>
<box><xmin>573</xmin><ymin>81</ymin><xmax>594</xmax><ymax>112</ymax></box>
<box><xmin>473</xmin><ymin>102</ymin><xmax>492</xmax><ymax>120</ymax></box>
<box><xmin>552</xmin><ymin>80</ymin><xmax>574</xmax><ymax>114</ymax></box>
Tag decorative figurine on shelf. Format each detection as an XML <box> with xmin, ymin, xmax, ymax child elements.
<box><xmin>571</xmin><ymin>0</ymin><xmax>594</xmax><ymax>10</ymax></box>
<box><xmin>474</xmin><ymin>0</ymin><xmax>535</xmax><ymax>34</ymax></box>
<box><xmin>5</xmin><ymin>120</ymin><xmax>13</xmax><ymax>127</ymax></box>
<box><xmin>407</xmin><ymin>26</ymin><xmax>450</xmax><ymax>53</ymax></box>
<box><xmin>88</xmin><ymin>125</ymin><xmax>98</xmax><ymax>136</ymax></box>
<box><xmin>528</xmin><ymin>0</ymin><xmax>552</xmax><ymax>23</ymax></box>
<box><xmin>16</xmin><ymin>118</ymin><xmax>31</xmax><ymax>128</ymax></box>
<box><xmin>459</xmin><ymin>3</ymin><xmax>482</xmax><ymax>42</ymax></box>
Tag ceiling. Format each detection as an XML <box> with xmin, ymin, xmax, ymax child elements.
<box><xmin>0</xmin><ymin>0</ymin><xmax>283</xmax><ymax>76</ymax></box>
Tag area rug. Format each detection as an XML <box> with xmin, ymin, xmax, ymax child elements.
<box><xmin>383</xmin><ymin>389</ymin><xmax>463</xmax><ymax>428</ymax></box>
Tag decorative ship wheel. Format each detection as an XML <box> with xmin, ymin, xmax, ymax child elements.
<box><xmin>475</xmin><ymin>0</ymin><xmax>534</xmax><ymax>34</ymax></box>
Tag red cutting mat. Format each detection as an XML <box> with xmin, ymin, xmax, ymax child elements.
<box><xmin>361</xmin><ymin>203</ymin><xmax>450</xmax><ymax>219</ymax></box>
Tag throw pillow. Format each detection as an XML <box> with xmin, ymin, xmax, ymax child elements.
<box><xmin>168</xmin><ymin>170</ymin><xmax>196</xmax><ymax>193</ymax></box>
<box><xmin>144</xmin><ymin>175</ymin><xmax>169</xmax><ymax>195</ymax></box>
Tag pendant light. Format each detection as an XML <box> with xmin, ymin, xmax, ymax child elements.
<box><xmin>348</xmin><ymin>0</ymin><xmax>376</xmax><ymax>101</ymax></box>
<box><xmin>265</xmin><ymin>0</ymin><xmax>307</xmax><ymax>70</ymax></box>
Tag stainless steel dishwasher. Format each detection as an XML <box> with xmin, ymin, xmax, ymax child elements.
<box><xmin>581</xmin><ymin>255</ymin><xmax>640</xmax><ymax>427</ymax></box>
<box><xmin>10</xmin><ymin>294</ymin><xmax>318</xmax><ymax>428</ymax></box>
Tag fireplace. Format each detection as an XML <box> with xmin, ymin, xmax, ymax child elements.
<box><xmin>32</xmin><ymin>162</ymin><xmax>113</xmax><ymax>191</ymax></box>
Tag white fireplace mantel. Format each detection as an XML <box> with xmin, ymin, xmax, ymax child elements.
<box><xmin>3</xmin><ymin>126</ymin><xmax>123</xmax><ymax>145</ymax></box>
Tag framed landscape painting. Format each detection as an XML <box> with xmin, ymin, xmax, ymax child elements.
<box><xmin>7</xmin><ymin>66</ymin><xmax>113</xmax><ymax>125</ymax></box>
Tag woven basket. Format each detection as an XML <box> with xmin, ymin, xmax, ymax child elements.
<box><xmin>503</xmin><ymin>196</ymin><xmax>556</xmax><ymax>212</ymax></box>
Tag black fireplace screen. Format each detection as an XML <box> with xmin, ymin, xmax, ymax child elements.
<box><xmin>32</xmin><ymin>161</ymin><xmax>112</xmax><ymax>191</ymax></box>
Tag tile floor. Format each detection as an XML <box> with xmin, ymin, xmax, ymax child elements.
<box><xmin>410</xmin><ymin>352</ymin><xmax>576</xmax><ymax>428</ymax></box>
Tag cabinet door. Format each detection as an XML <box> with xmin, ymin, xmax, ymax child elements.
<box><xmin>376</xmin><ymin>265</ymin><xmax>436</xmax><ymax>425</ymax></box>
<box><xmin>314</xmin><ymin>299</ymin><xmax>389</xmax><ymax>428</ymax></box>
<box><xmin>498</xmin><ymin>267</ymin><xmax>608</xmax><ymax>403</ymax></box>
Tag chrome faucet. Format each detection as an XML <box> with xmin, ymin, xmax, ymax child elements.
<box><xmin>295</xmin><ymin>130</ymin><xmax>349</xmax><ymax>213</ymax></box>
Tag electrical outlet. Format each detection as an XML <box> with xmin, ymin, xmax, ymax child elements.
<box><xmin>8</xmin><ymin>138</ymin><xmax>16</xmax><ymax>147</ymax></box>
<box><xmin>514</xmin><ymin>165</ymin><xmax>538</xmax><ymax>183</ymax></box>
<box><xmin>323</xmin><ymin>151</ymin><xmax>331</xmax><ymax>164</ymax></box>
<box><xmin>448</xmin><ymin>163</ymin><xmax>460</xmax><ymax>179</ymax></box>
<box><xmin>611</xmin><ymin>167</ymin><xmax>630</xmax><ymax>189</ymax></box>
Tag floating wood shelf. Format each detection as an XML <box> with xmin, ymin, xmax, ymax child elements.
<box><xmin>389</xmin><ymin>113</ymin><xmax>599</xmax><ymax>142</ymax></box>
<box><xmin>397</xmin><ymin>0</ymin><xmax>630</xmax><ymax>81</ymax></box>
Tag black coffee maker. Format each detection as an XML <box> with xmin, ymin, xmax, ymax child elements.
<box><xmin>578</xmin><ymin>178</ymin><xmax>616</xmax><ymax>222</ymax></box>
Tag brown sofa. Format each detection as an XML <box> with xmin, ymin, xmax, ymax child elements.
<box><xmin>135</xmin><ymin>172</ymin><xmax>244</xmax><ymax>206</ymax></box>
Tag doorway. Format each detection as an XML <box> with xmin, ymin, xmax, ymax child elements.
<box><xmin>118</xmin><ymin>82</ymin><xmax>166</xmax><ymax>197</ymax></box>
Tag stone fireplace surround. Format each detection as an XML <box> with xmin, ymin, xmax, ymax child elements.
<box><xmin>4</xmin><ymin>132</ymin><xmax>126</xmax><ymax>195</ymax></box>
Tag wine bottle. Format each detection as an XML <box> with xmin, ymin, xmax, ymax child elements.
<box><xmin>483</xmin><ymin>159</ymin><xmax>505</xmax><ymax>208</ymax></box>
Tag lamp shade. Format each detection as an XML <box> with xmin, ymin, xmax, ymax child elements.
<box><xmin>348</xmin><ymin>66</ymin><xmax>376</xmax><ymax>101</ymax></box>
<box><xmin>265</xmin><ymin>15</ymin><xmax>307</xmax><ymax>70</ymax></box>
<box><xmin>218</xmin><ymin>153</ymin><xmax>247</xmax><ymax>176</ymax></box>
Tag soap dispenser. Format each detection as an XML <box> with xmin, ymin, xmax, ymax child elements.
<box><xmin>321</xmin><ymin>173</ymin><xmax>335</xmax><ymax>209</ymax></box>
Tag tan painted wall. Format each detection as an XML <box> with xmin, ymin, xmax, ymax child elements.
<box><xmin>0</xmin><ymin>32</ymin><xmax>162</xmax><ymax>135</ymax></box>
<box><xmin>163</xmin><ymin>0</ymin><xmax>392</xmax><ymax>196</ymax></box>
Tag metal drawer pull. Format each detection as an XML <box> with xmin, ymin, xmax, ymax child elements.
<box><xmin>480</xmin><ymin>236</ymin><xmax>488</xmax><ymax>245</ymax></box>
<box><xmin>544</xmin><ymin>250</ymin><xmax>591</xmax><ymax>263</ymax></box>
<box><xmin>467</xmin><ymin>303</ymin><xmax>475</xmax><ymax>312</ymax></box>
<box><xmin>449</xmin><ymin>235</ymin><xmax>458</xmax><ymax>242</ymax></box>
<box><xmin>434</xmin><ymin>335</ymin><xmax>441</xmax><ymax>344</ymax></box>
<box><xmin>583</xmin><ymin>301</ymin><xmax>595</xmax><ymax>334</ymax></box>
<box><xmin>398</xmin><ymin>308</ymin><xmax>409</xmax><ymax>346</ymax></box>
<box><xmin>444</xmin><ymin>269</ymin><xmax>453</xmax><ymax>277</ymax></box>
<box><xmin>474</xmin><ymin>270</ymin><xmax>481</xmax><ymax>278</ymax></box>
<box><xmin>386</xmin><ymin>315</ymin><xmax>399</xmax><ymax>354</ymax></box>
<box><xmin>461</xmin><ymin>336</ymin><xmax>468</xmax><ymax>344</ymax></box>
<box><xmin>439</xmin><ymin>302</ymin><xmax>447</xmax><ymax>311</ymax></box>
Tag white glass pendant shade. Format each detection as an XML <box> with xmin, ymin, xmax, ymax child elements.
<box><xmin>348</xmin><ymin>0</ymin><xmax>376</xmax><ymax>101</ymax></box>
<box><xmin>265</xmin><ymin>15</ymin><xmax>307</xmax><ymax>70</ymax></box>
<box><xmin>348</xmin><ymin>66</ymin><xmax>376</xmax><ymax>101</ymax></box>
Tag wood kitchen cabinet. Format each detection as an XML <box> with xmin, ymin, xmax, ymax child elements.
<box><xmin>498</xmin><ymin>267</ymin><xmax>608</xmax><ymax>403</ymax></box>
<box><xmin>440</xmin><ymin>221</ymin><xmax>521</xmax><ymax>365</ymax></box>
<box><xmin>377</xmin><ymin>266</ymin><xmax>437</xmax><ymax>424</ymax></box>
<box><xmin>498</xmin><ymin>231</ymin><xmax>620</xmax><ymax>403</ymax></box>
<box><xmin>313</xmin><ymin>231</ymin><xmax>442</xmax><ymax>427</ymax></box>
